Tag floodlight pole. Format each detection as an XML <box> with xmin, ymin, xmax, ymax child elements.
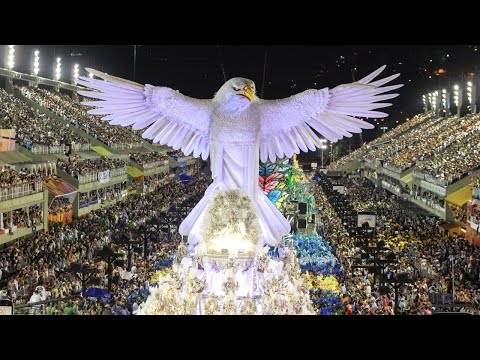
<box><xmin>133</xmin><ymin>45</ymin><xmax>137</xmax><ymax>82</ymax></box>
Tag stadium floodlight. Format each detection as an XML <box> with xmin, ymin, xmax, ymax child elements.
<box><xmin>431</xmin><ymin>92</ymin><xmax>437</xmax><ymax>111</ymax></box>
<box><xmin>73</xmin><ymin>64</ymin><xmax>79</xmax><ymax>83</ymax></box>
<box><xmin>466</xmin><ymin>80</ymin><xmax>476</xmax><ymax>113</ymax></box>
<box><xmin>55</xmin><ymin>57</ymin><xmax>61</xmax><ymax>81</ymax></box>
<box><xmin>441</xmin><ymin>88</ymin><xmax>450</xmax><ymax>115</ymax></box>
<box><xmin>7</xmin><ymin>45</ymin><xmax>15</xmax><ymax>70</ymax></box>
<box><xmin>453</xmin><ymin>84</ymin><xmax>460</xmax><ymax>107</ymax></box>
<box><xmin>33</xmin><ymin>50</ymin><xmax>40</xmax><ymax>76</ymax></box>
<box><xmin>89</xmin><ymin>72</ymin><xmax>94</xmax><ymax>79</ymax></box>
<box><xmin>319</xmin><ymin>138</ymin><xmax>328</xmax><ymax>167</ymax></box>
<box><xmin>467</xmin><ymin>82</ymin><xmax>473</xmax><ymax>103</ymax></box>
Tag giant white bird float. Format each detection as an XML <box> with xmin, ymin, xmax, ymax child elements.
<box><xmin>78</xmin><ymin>65</ymin><xmax>401</xmax><ymax>251</ymax></box>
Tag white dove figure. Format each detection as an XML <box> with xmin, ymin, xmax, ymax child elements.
<box><xmin>78</xmin><ymin>65</ymin><xmax>402</xmax><ymax>250</ymax></box>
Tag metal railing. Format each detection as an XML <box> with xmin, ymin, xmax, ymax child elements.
<box><xmin>383</xmin><ymin>163</ymin><xmax>404</xmax><ymax>173</ymax></box>
<box><xmin>415</xmin><ymin>168</ymin><xmax>478</xmax><ymax>188</ymax></box>
<box><xmin>77</xmin><ymin>166</ymin><xmax>127</xmax><ymax>184</ymax></box>
<box><xmin>411</xmin><ymin>195</ymin><xmax>445</xmax><ymax>212</ymax></box>
<box><xmin>142</xmin><ymin>160</ymin><xmax>169</xmax><ymax>171</ymax></box>
<box><xmin>110</xmin><ymin>167</ymin><xmax>127</xmax><ymax>178</ymax></box>
<box><xmin>72</xmin><ymin>143</ymin><xmax>92</xmax><ymax>152</ymax></box>
<box><xmin>413</xmin><ymin>170</ymin><xmax>449</xmax><ymax>187</ymax></box>
<box><xmin>13</xmin><ymin>294</ymin><xmax>81</xmax><ymax>315</ymax></box>
<box><xmin>78</xmin><ymin>173</ymin><xmax>97</xmax><ymax>184</ymax></box>
<box><xmin>381</xmin><ymin>181</ymin><xmax>402</xmax><ymax>195</ymax></box>
<box><xmin>110</xmin><ymin>142</ymin><xmax>143</xmax><ymax>150</ymax></box>
<box><xmin>0</xmin><ymin>181</ymin><xmax>43</xmax><ymax>201</ymax></box>
<box><xmin>30</xmin><ymin>144</ymin><xmax>68</xmax><ymax>155</ymax></box>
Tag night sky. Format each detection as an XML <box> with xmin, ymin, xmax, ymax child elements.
<box><xmin>2</xmin><ymin>44</ymin><xmax>480</xmax><ymax>154</ymax></box>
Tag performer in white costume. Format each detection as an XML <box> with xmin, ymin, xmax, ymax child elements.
<box><xmin>78</xmin><ymin>66</ymin><xmax>401</xmax><ymax>252</ymax></box>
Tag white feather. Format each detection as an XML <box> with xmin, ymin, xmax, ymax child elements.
<box><xmin>258</xmin><ymin>65</ymin><xmax>401</xmax><ymax>161</ymax></box>
<box><xmin>78</xmin><ymin>68</ymin><xmax>212</xmax><ymax>159</ymax></box>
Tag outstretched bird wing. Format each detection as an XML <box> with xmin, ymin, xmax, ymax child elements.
<box><xmin>77</xmin><ymin>69</ymin><xmax>212</xmax><ymax>160</ymax></box>
<box><xmin>255</xmin><ymin>65</ymin><xmax>402</xmax><ymax>162</ymax></box>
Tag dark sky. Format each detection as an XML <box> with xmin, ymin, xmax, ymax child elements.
<box><xmin>2</xmin><ymin>44</ymin><xmax>480</xmax><ymax>144</ymax></box>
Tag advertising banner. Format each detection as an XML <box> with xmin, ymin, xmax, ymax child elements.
<box><xmin>0</xmin><ymin>129</ymin><xmax>15</xmax><ymax>152</ymax></box>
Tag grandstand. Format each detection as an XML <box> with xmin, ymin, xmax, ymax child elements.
<box><xmin>328</xmin><ymin>108</ymin><xmax>480</xmax><ymax>245</ymax></box>
<box><xmin>0</xmin><ymin>67</ymin><xmax>200</xmax><ymax>245</ymax></box>
<box><xmin>326</xmin><ymin>112</ymin><xmax>435</xmax><ymax>171</ymax></box>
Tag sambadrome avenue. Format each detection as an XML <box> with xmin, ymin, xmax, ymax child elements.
<box><xmin>0</xmin><ymin>45</ymin><xmax>479</xmax><ymax>316</ymax></box>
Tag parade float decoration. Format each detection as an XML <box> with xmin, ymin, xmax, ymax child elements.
<box><xmin>79</xmin><ymin>66</ymin><xmax>401</xmax><ymax>314</ymax></box>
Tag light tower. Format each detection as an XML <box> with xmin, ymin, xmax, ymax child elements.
<box><xmin>54</xmin><ymin>57</ymin><xmax>62</xmax><ymax>81</ymax></box>
<box><xmin>453</xmin><ymin>84</ymin><xmax>462</xmax><ymax>117</ymax></box>
<box><xmin>73</xmin><ymin>64</ymin><xmax>79</xmax><ymax>84</ymax></box>
<box><xmin>441</xmin><ymin>89</ymin><xmax>450</xmax><ymax>116</ymax></box>
<box><xmin>32</xmin><ymin>50</ymin><xmax>40</xmax><ymax>76</ymax></box>
<box><xmin>319</xmin><ymin>139</ymin><xmax>328</xmax><ymax>168</ymax></box>
<box><xmin>430</xmin><ymin>91</ymin><xmax>439</xmax><ymax>116</ymax></box>
<box><xmin>7</xmin><ymin>45</ymin><xmax>15</xmax><ymax>70</ymax></box>
<box><xmin>467</xmin><ymin>80</ymin><xmax>476</xmax><ymax>114</ymax></box>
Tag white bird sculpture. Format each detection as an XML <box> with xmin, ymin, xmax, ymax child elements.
<box><xmin>78</xmin><ymin>65</ymin><xmax>402</xmax><ymax>250</ymax></box>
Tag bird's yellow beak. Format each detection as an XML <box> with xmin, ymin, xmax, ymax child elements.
<box><xmin>240</xmin><ymin>85</ymin><xmax>254</xmax><ymax>102</ymax></box>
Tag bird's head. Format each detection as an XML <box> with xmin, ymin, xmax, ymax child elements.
<box><xmin>214</xmin><ymin>78</ymin><xmax>256</xmax><ymax>105</ymax></box>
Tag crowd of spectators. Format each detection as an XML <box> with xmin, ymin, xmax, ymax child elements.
<box><xmin>0</xmin><ymin>170</ymin><xmax>211</xmax><ymax>315</ymax></box>
<box><xmin>450</xmin><ymin>204</ymin><xmax>467</xmax><ymax>223</ymax></box>
<box><xmin>413</xmin><ymin>115</ymin><xmax>480</xmax><ymax>186</ymax></box>
<box><xmin>327</xmin><ymin>112</ymin><xmax>434</xmax><ymax>170</ymax></box>
<box><xmin>384</xmin><ymin>114</ymin><xmax>480</xmax><ymax>173</ymax></box>
<box><xmin>1</xmin><ymin>206</ymin><xmax>43</xmax><ymax>234</ymax></box>
<box><xmin>362</xmin><ymin>115</ymin><xmax>445</xmax><ymax>168</ymax></box>
<box><xmin>0</xmin><ymin>166</ymin><xmax>44</xmax><ymax>201</ymax></box>
<box><xmin>381</xmin><ymin>176</ymin><xmax>410</xmax><ymax>196</ymax></box>
<box><xmin>167</xmin><ymin>150</ymin><xmax>187</xmax><ymax>160</ymax></box>
<box><xmin>19</xmin><ymin>86</ymin><xmax>143</xmax><ymax>149</ymax></box>
<box><xmin>311</xmin><ymin>178</ymin><xmax>429</xmax><ymax>314</ymax></box>
<box><xmin>48</xmin><ymin>198</ymin><xmax>73</xmax><ymax>224</ymax></box>
<box><xmin>130</xmin><ymin>152</ymin><xmax>170</xmax><ymax>170</ymax></box>
<box><xmin>313</xmin><ymin>175</ymin><xmax>480</xmax><ymax>314</ymax></box>
<box><xmin>330</xmin><ymin>110</ymin><xmax>480</xmax><ymax>194</ymax></box>
<box><xmin>56</xmin><ymin>156</ymin><xmax>127</xmax><ymax>184</ymax></box>
<box><xmin>144</xmin><ymin>173</ymin><xmax>170</xmax><ymax>194</ymax></box>
<box><xmin>363</xmin><ymin>169</ymin><xmax>378</xmax><ymax>180</ymax></box>
<box><xmin>410</xmin><ymin>185</ymin><xmax>445</xmax><ymax>213</ymax></box>
<box><xmin>1</xmin><ymin>89</ymin><xmax>89</xmax><ymax>154</ymax></box>
<box><xmin>79</xmin><ymin>183</ymin><xmax>128</xmax><ymax>209</ymax></box>
<box><xmin>472</xmin><ymin>175</ymin><xmax>480</xmax><ymax>199</ymax></box>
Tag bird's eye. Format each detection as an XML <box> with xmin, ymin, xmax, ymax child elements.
<box><xmin>233</xmin><ymin>87</ymin><xmax>241</xmax><ymax>91</ymax></box>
